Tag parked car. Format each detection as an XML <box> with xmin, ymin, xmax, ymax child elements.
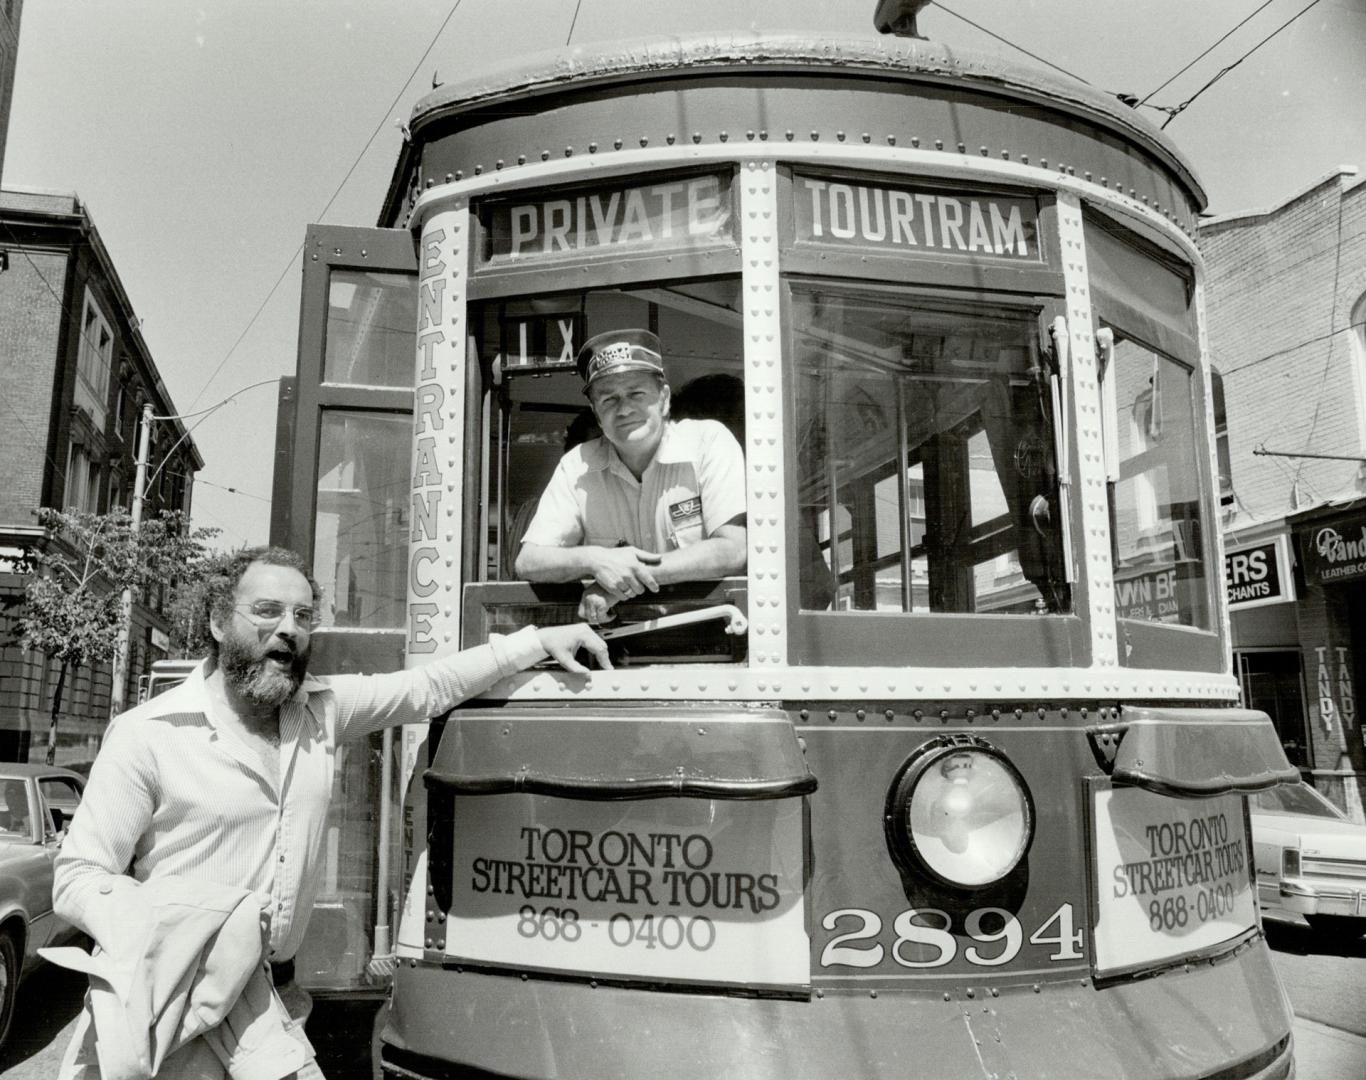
<box><xmin>1250</xmin><ymin>780</ymin><xmax>1366</xmax><ymax>937</ymax></box>
<box><xmin>0</xmin><ymin>763</ymin><xmax>87</xmax><ymax>1047</ymax></box>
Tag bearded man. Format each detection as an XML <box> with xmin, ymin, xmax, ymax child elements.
<box><xmin>52</xmin><ymin>546</ymin><xmax>607</xmax><ymax>1078</ymax></box>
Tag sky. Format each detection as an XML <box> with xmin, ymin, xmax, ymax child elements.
<box><xmin>6</xmin><ymin>0</ymin><xmax>1365</xmax><ymax>549</ymax></box>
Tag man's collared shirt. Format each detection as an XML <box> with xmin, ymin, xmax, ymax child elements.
<box><xmin>520</xmin><ymin>418</ymin><xmax>745</xmax><ymax>553</ymax></box>
<box><xmin>54</xmin><ymin>629</ymin><xmax>546</xmax><ymax>961</ymax></box>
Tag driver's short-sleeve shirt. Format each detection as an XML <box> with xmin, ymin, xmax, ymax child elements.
<box><xmin>520</xmin><ymin>418</ymin><xmax>745</xmax><ymax>554</ymax></box>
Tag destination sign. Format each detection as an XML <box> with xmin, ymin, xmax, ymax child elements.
<box><xmin>794</xmin><ymin>174</ymin><xmax>1040</xmax><ymax>261</ymax></box>
<box><xmin>479</xmin><ymin>173</ymin><xmax>734</xmax><ymax>267</ymax></box>
<box><xmin>446</xmin><ymin>793</ymin><xmax>808</xmax><ymax>989</ymax></box>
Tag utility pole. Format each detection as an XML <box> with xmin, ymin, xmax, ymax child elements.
<box><xmin>109</xmin><ymin>403</ymin><xmax>154</xmax><ymax>719</ymax></box>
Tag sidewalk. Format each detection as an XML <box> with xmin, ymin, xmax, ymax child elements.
<box><xmin>1293</xmin><ymin>1017</ymin><xmax>1366</xmax><ymax>1079</ymax></box>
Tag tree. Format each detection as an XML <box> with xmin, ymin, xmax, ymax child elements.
<box><xmin>18</xmin><ymin>507</ymin><xmax>220</xmax><ymax>764</ymax></box>
<box><xmin>164</xmin><ymin>548</ymin><xmax>238</xmax><ymax>658</ymax></box>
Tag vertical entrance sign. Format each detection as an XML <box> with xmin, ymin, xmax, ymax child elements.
<box><xmin>408</xmin><ymin>203</ymin><xmax>470</xmax><ymax>661</ymax></box>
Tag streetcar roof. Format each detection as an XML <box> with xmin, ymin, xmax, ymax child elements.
<box><xmin>396</xmin><ymin>33</ymin><xmax>1205</xmax><ymax>212</ymax></box>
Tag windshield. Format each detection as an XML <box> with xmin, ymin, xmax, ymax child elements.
<box><xmin>791</xmin><ymin>286</ymin><xmax>1068</xmax><ymax>615</ymax></box>
<box><xmin>1252</xmin><ymin>782</ymin><xmax>1346</xmax><ymax>820</ymax></box>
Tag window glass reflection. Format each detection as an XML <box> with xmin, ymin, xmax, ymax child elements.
<box><xmin>793</xmin><ymin>287</ymin><xmax>1068</xmax><ymax>615</ymax></box>
<box><xmin>324</xmin><ymin>270</ymin><xmax>417</xmax><ymax>387</ymax></box>
<box><xmin>313</xmin><ymin>411</ymin><xmax>410</xmax><ymax>628</ymax></box>
<box><xmin>1104</xmin><ymin>334</ymin><xmax>1210</xmax><ymax>628</ymax></box>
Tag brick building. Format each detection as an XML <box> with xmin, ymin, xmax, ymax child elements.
<box><xmin>1201</xmin><ymin>167</ymin><xmax>1366</xmax><ymax>819</ymax></box>
<box><xmin>0</xmin><ymin>187</ymin><xmax>202</xmax><ymax>764</ymax></box>
<box><xmin>0</xmin><ymin>0</ymin><xmax>19</xmax><ymax>185</ymax></box>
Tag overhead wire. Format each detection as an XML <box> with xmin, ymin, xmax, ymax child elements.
<box><xmin>1159</xmin><ymin>0</ymin><xmax>1327</xmax><ymax>129</ymax></box>
<box><xmin>186</xmin><ymin>0</ymin><xmax>467</xmax><ymax>411</ymax></box>
<box><xmin>566</xmin><ymin>0</ymin><xmax>585</xmax><ymax>46</ymax></box>
<box><xmin>929</xmin><ymin>2</ymin><xmax>1091</xmax><ymax>85</ymax></box>
<box><xmin>1138</xmin><ymin>0</ymin><xmax>1280</xmax><ymax>106</ymax></box>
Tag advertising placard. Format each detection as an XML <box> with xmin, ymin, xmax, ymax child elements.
<box><xmin>793</xmin><ymin>173</ymin><xmax>1040</xmax><ymax>262</ymax></box>
<box><xmin>446</xmin><ymin>794</ymin><xmax>808</xmax><ymax>989</ymax></box>
<box><xmin>1091</xmin><ymin>785</ymin><xmax>1256</xmax><ymax>976</ymax></box>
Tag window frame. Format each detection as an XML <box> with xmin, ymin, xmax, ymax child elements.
<box><xmin>780</xmin><ymin>277</ymin><xmax>1089</xmax><ymax>668</ymax></box>
<box><xmin>1093</xmin><ymin>320</ymin><xmax>1224</xmax><ymax>672</ymax></box>
<box><xmin>272</xmin><ymin>225</ymin><xmax>417</xmax><ymax>638</ymax></box>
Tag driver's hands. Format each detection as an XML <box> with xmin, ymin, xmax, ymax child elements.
<box><xmin>536</xmin><ymin>622</ymin><xmax>612</xmax><ymax>673</ymax></box>
<box><xmin>588</xmin><ymin>545</ymin><xmax>661</xmax><ymax>600</ymax></box>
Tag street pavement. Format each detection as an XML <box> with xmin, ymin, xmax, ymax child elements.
<box><xmin>3</xmin><ymin>964</ymin><xmax>1364</xmax><ymax>1077</ymax></box>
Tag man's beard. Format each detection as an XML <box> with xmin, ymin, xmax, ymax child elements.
<box><xmin>218</xmin><ymin>632</ymin><xmax>309</xmax><ymax>709</ymax></box>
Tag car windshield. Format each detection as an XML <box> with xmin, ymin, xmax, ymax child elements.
<box><xmin>0</xmin><ymin>779</ymin><xmax>32</xmax><ymax>839</ymax></box>
<box><xmin>1252</xmin><ymin>782</ymin><xmax>1345</xmax><ymax>820</ymax></box>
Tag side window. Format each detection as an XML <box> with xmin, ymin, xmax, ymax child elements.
<box><xmin>1211</xmin><ymin>368</ymin><xmax>1233</xmax><ymax>509</ymax></box>
<box><xmin>1099</xmin><ymin>328</ymin><xmax>1211</xmax><ymax>629</ymax></box>
<box><xmin>0</xmin><ymin>781</ymin><xmax>31</xmax><ymax>838</ymax></box>
<box><xmin>39</xmin><ymin>778</ymin><xmax>83</xmax><ymax>837</ymax></box>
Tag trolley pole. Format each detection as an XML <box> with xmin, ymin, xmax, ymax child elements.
<box><xmin>109</xmin><ymin>403</ymin><xmax>154</xmax><ymax>721</ymax></box>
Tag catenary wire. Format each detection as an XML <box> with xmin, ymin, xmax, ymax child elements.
<box><xmin>930</xmin><ymin>2</ymin><xmax>1091</xmax><ymax>85</ymax></box>
<box><xmin>1159</xmin><ymin>0</ymin><xmax>1327</xmax><ymax>128</ymax></box>
<box><xmin>1139</xmin><ymin>0</ymin><xmax>1280</xmax><ymax>106</ymax></box>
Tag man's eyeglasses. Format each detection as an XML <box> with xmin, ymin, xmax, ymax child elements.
<box><xmin>234</xmin><ymin>600</ymin><xmax>322</xmax><ymax>629</ymax></box>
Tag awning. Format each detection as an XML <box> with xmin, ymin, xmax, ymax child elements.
<box><xmin>425</xmin><ymin>707</ymin><xmax>817</xmax><ymax>801</ymax></box>
<box><xmin>1089</xmin><ymin>707</ymin><xmax>1300</xmax><ymax>798</ymax></box>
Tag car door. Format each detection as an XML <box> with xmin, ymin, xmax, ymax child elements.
<box><xmin>35</xmin><ymin>776</ymin><xmax>84</xmax><ymax>944</ymax></box>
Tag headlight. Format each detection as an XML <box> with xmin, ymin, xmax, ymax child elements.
<box><xmin>887</xmin><ymin>737</ymin><xmax>1034</xmax><ymax>890</ymax></box>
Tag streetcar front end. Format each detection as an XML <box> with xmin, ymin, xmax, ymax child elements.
<box><xmin>278</xmin><ymin>24</ymin><xmax>1299</xmax><ymax>1080</ymax></box>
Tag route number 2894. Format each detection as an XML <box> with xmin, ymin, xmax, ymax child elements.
<box><xmin>820</xmin><ymin>904</ymin><xmax>1084</xmax><ymax>968</ymax></box>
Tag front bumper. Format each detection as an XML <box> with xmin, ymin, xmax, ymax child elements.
<box><xmin>381</xmin><ymin>938</ymin><xmax>1293</xmax><ymax>1080</ymax></box>
<box><xmin>1279</xmin><ymin>875</ymin><xmax>1366</xmax><ymax>918</ymax></box>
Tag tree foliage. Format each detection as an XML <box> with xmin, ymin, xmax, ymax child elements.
<box><xmin>18</xmin><ymin>507</ymin><xmax>220</xmax><ymax>761</ymax></box>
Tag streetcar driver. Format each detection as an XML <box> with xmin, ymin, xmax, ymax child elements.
<box><xmin>514</xmin><ymin>329</ymin><xmax>747</xmax><ymax>623</ymax></box>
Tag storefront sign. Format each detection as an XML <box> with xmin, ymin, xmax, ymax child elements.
<box><xmin>446</xmin><ymin>793</ymin><xmax>808</xmax><ymax>989</ymax></box>
<box><xmin>1299</xmin><ymin>517</ymin><xmax>1366</xmax><ymax>585</ymax></box>
<box><xmin>478</xmin><ymin>174</ymin><xmax>734</xmax><ymax>266</ymax></box>
<box><xmin>1223</xmin><ymin>535</ymin><xmax>1294</xmax><ymax>610</ymax></box>
<box><xmin>794</xmin><ymin>174</ymin><xmax>1039</xmax><ymax>261</ymax></box>
<box><xmin>1091</xmin><ymin>786</ymin><xmax>1256</xmax><ymax>976</ymax></box>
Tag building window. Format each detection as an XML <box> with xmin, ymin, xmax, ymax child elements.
<box><xmin>75</xmin><ymin>290</ymin><xmax>113</xmax><ymax>430</ymax></box>
<box><xmin>65</xmin><ymin>446</ymin><xmax>100</xmax><ymax>513</ymax></box>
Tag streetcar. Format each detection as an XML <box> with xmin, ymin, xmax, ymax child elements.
<box><xmin>269</xmin><ymin>7</ymin><xmax>1301</xmax><ymax>1077</ymax></box>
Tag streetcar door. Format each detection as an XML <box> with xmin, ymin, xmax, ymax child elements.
<box><xmin>273</xmin><ymin>223</ymin><xmax>418</xmax><ymax>994</ymax></box>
